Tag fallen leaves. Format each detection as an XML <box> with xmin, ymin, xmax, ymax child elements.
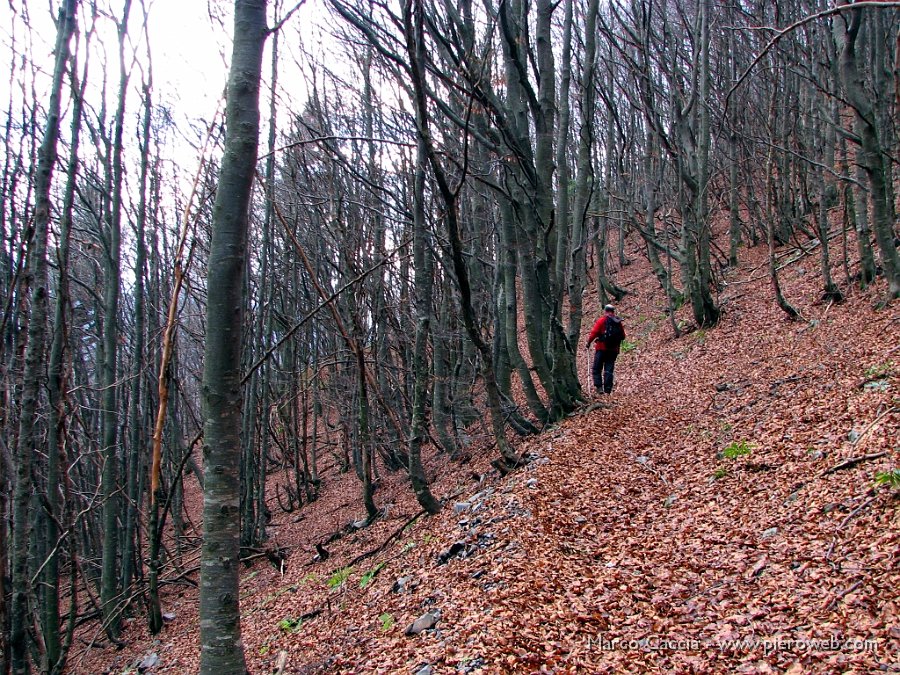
<box><xmin>73</xmin><ymin>240</ymin><xmax>900</xmax><ymax>674</ymax></box>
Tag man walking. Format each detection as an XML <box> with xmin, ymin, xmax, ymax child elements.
<box><xmin>585</xmin><ymin>304</ymin><xmax>625</xmax><ymax>396</ymax></box>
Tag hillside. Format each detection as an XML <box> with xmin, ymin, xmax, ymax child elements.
<box><xmin>78</xmin><ymin>237</ymin><xmax>898</xmax><ymax>674</ymax></box>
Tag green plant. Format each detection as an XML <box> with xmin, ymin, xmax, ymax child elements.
<box><xmin>258</xmin><ymin>645</ymin><xmax>270</xmax><ymax>656</ymax></box>
<box><xmin>620</xmin><ymin>339</ymin><xmax>637</xmax><ymax>354</ymax></box>
<box><xmin>874</xmin><ymin>469</ymin><xmax>900</xmax><ymax>490</ymax></box>
<box><xmin>326</xmin><ymin>567</ymin><xmax>351</xmax><ymax>589</ymax></box>
<box><xmin>422</xmin><ymin>533</ymin><xmax>434</xmax><ymax>545</ymax></box>
<box><xmin>713</xmin><ymin>467</ymin><xmax>729</xmax><ymax>480</ymax></box>
<box><xmin>360</xmin><ymin>562</ymin><xmax>386</xmax><ymax>589</ymax></box>
<box><xmin>722</xmin><ymin>440</ymin><xmax>753</xmax><ymax>459</ymax></box>
<box><xmin>401</xmin><ymin>540</ymin><xmax>416</xmax><ymax>554</ymax></box>
<box><xmin>378</xmin><ymin>612</ymin><xmax>395</xmax><ymax>631</ymax></box>
<box><xmin>278</xmin><ymin>617</ymin><xmax>303</xmax><ymax>633</ymax></box>
<box><xmin>864</xmin><ymin>361</ymin><xmax>894</xmax><ymax>379</ymax></box>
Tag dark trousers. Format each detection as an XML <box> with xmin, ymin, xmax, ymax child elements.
<box><xmin>592</xmin><ymin>349</ymin><xmax>618</xmax><ymax>393</ymax></box>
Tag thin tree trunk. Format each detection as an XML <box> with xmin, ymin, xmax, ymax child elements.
<box><xmin>765</xmin><ymin>70</ymin><xmax>799</xmax><ymax>320</ymax></box>
<box><xmin>408</xmin><ymin>35</ymin><xmax>443</xmax><ymax>515</ymax></box>
<box><xmin>568</xmin><ymin>0</ymin><xmax>600</xmax><ymax>352</ymax></box>
<box><xmin>100</xmin><ymin>0</ymin><xmax>133</xmax><ymax>637</ymax></box>
<box><xmin>121</xmin><ymin>71</ymin><xmax>152</xmax><ymax>615</ymax></box>
<box><xmin>43</xmin><ymin>45</ymin><xmax>86</xmax><ymax>675</ymax></box>
<box><xmin>404</xmin><ymin>0</ymin><xmax>521</xmax><ymax>472</ymax></box>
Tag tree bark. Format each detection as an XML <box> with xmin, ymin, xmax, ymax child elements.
<box><xmin>44</xmin><ymin>44</ymin><xmax>86</xmax><ymax>675</ymax></box>
<box><xmin>199</xmin><ymin>1</ymin><xmax>267</xmax><ymax>672</ymax></box>
<box><xmin>10</xmin><ymin>1</ymin><xmax>78</xmax><ymax>672</ymax></box>
<box><xmin>834</xmin><ymin>4</ymin><xmax>900</xmax><ymax>299</ymax></box>
<box><xmin>408</xmin><ymin>102</ymin><xmax>441</xmax><ymax>513</ymax></box>
<box><xmin>100</xmin><ymin>0</ymin><xmax>133</xmax><ymax>638</ymax></box>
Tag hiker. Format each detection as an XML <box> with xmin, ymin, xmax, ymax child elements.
<box><xmin>585</xmin><ymin>304</ymin><xmax>625</xmax><ymax>396</ymax></box>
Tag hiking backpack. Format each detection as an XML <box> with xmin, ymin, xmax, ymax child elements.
<box><xmin>601</xmin><ymin>316</ymin><xmax>624</xmax><ymax>347</ymax></box>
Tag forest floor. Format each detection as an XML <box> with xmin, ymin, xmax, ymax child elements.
<box><xmin>79</xmin><ymin>235</ymin><xmax>898</xmax><ymax>674</ymax></box>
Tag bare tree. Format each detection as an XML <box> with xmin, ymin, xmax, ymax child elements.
<box><xmin>9</xmin><ymin>1</ymin><xmax>78</xmax><ymax>672</ymax></box>
<box><xmin>199</xmin><ymin>0</ymin><xmax>268</xmax><ymax>671</ymax></box>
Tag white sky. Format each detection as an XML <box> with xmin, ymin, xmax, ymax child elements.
<box><xmin>0</xmin><ymin>0</ymin><xmax>346</xmax><ymax>233</ymax></box>
<box><xmin>0</xmin><ymin>0</ymin><xmax>335</xmax><ymax>151</ymax></box>
<box><xmin>146</xmin><ymin>0</ymin><xmax>231</xmax><ymax>122</ymax></box>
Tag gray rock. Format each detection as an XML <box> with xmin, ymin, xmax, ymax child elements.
<box><xmin>458</xmin><ymin>657</ymin><xmax>486</xmax><ymax>673</ymax></box>
<box><xmin>415</xmin><ymin>666</ymin><xmax>433</xmax><ymax>675</ymax></box>
<box><xmin>405</xmin><ymin>611</ymin><xmax>440</xmax><ymax>636</ymax></box>
<box><xmin>162</xmin><ymin>612</ymin><xmax>176</xmax><ymax>622</ymax></box>
<box><xmin>525</xmin><ymin>478</ymin><xmax>538</xmax><ymax>488</ymax></box>
<box><xmin>138</xmin><ymin>652</ymin><xmax>160</xmax><ymax>672</ymax></box>
<box><xmin>454</xmin><ymin>501</ymin><xmax>472</xmax><ymax>514</ymax></box>
<box><xmin>863</xmin><ymin>380</ymin><xmax>890</xmax><ymax>392</ymax></box>
<box><xmin>761</xmin><ymin>527</ymin><xmax>779</xmax><ymax>539</ymax></box>
<box><xmin>471</xmin><ymin>488</ymin><xmax>494</xmax><ymax>503</ymax></box>
<box><xmin>636</xmin><ymin>455</ymin><xmax>650</xmax><ymax>465</ymax></box>
<box><xmin>437</xmin><ymin>541</ymin><xmax>467</xmax><ymax>565</ymax></box>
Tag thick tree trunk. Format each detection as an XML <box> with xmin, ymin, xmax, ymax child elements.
<box><xmin>199</xmin><ymin>1</ymin><xmax>267</xmax><ymax>672</ymax></box>
<box><xmin>10</xmin><ymin>1</ymin><xmax>78</xmax><ymax>672</ymax></box>
<box><xmin>835</xmin><ymin>5</ymin><xmax>900</xmax><ymax>298</ymax></box>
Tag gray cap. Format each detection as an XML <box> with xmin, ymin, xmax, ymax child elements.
<box><xmin>604</xmin><ymin>304</ymin><xmax>615</xmax><ymax>312</ymax></box>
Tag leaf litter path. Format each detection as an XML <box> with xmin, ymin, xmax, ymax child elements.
<box><xmin>80</xmin><ymin>248</ymin><xmax>898</xmax><ymax>674</ymax></box>
<box><xmin>320</xmin><ymin>280</ymin><xmax>897</xmax><ymax>674</ymax></box>
<box><xmin>322</xmin><ymin>271</ymin><xmax>896</xmax><ymax>674</ymax></box>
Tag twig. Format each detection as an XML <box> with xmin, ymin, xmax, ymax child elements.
<box><xmin>851</xmin><ymin>407</ymin><xmax>898</xmax><ymax>448</ymax></box>
<box><xmin>825</xmin><ymin>495</ymin><xmax>879</xmax><ymax>561</ymax></box>
<box><xmin>837</xmin><ymin>496</ymin><xmax>878</xmax><ymax>531</ymax></box>
<box><xmin>820</xmin><ymin>451</ymin><xmax>890</xmax><ymax>477</ymax></box>
<box><xmin>341</xmin><ymin>509</ymin><xmax>426</xmax><ymax>571</ymax></box>
<box><xmin>822</xmin><ymin>579</ymin><xmax>863</xmax><ymax>612</ymax></box>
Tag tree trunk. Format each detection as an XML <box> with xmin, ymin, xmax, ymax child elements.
<box><xmin>404</xmin><ymin>0</ymin><xmax>521</xmax><ymax>471</ymax></box>
<box><xmin>407</xmin><ymin>101</ymin><xmax>441</xmax><ymax>514</ymax></box>
<box><xmin>835</xmin><ymin>4</ymin><xmax>900</xmax><ymax>298</ymax></box>
<box><xmin>10</xmin><ymin>1</ymin><xmax>78</xmax><ymax>671</ymax></box>
<box><xmin>568</xmin><ymin>0</ymin><xmax>599</xmax><ymax>354</ymax></box>
<box><xmin>121</xmin><ymin>73</ymin><xmax>152</xmax><ymax>617</ymax></box>
<box><xmin>199</xmin><ymin>1</ymin><xmax>267</xmax><ymax>672</ymax></box>
<box><xmin>100</xmin><ymin>0</ymin><xmax>133</xmax><ymax>638</ymax></box>
<box><xmin>44</xmin><ymin>42</ymin><xmax>86</xmax><ymax>675</ymax></box>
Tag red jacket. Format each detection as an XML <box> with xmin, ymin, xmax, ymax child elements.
<box><xmin>586</xmin><ymin>313</ymin><xmax>625</xmax><ymax>353</ymax></box>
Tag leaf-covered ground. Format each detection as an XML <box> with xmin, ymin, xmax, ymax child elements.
<box><xmin>78</xmin><ymin>239</ymin><xmax>898</xmax><ymax>674</ymax></box>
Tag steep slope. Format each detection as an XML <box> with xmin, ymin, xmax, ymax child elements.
<box><xmin>78</xmin><ymin>239</ymin><xmax>898</xmax><ymax>674</ymax></box>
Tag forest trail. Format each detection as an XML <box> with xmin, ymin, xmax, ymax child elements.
<box><xmin>82</xmin><ymin>244</ymin><xmax>898</xmax><ymax>674</ymax></box>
